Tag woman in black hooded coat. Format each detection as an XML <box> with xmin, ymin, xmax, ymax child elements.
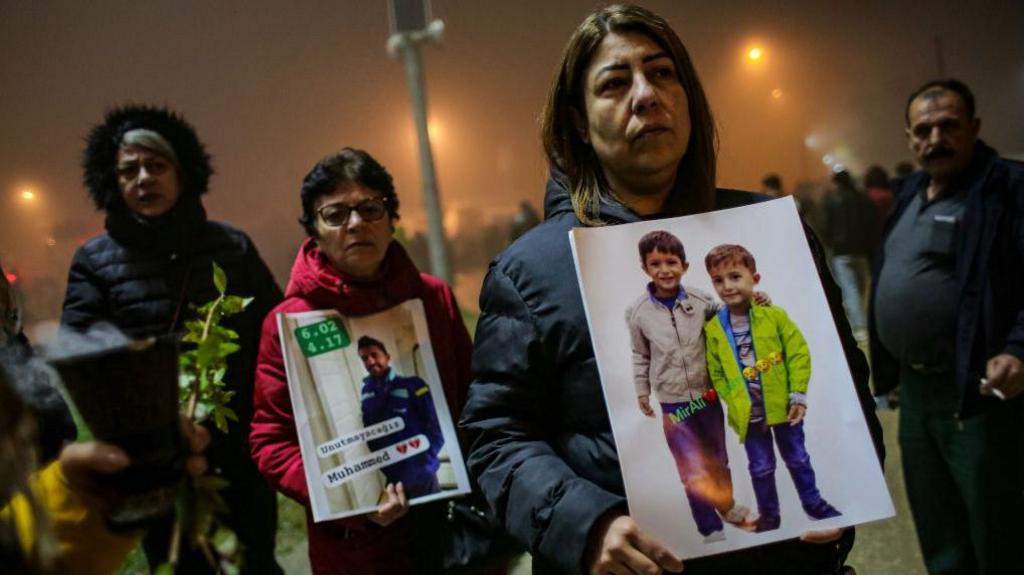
<box><xmin>60</xmin><ymin>105</ymin><xmax>283</xmax><ymax>574</ymax></box>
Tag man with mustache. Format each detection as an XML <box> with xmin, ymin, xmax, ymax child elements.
<box><xmin>870</xmin><ymin>79</ymin><xmax>1024</xmax><ymax>575</ymax></box>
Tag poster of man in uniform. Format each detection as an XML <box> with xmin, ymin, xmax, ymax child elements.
<box><xmin>277</xmin><ymin>299</ymin><xmax>470</xmax><ymax>522</ymax></box>
<box><xmin>569</xmin><ymin>198</ymin><xmax>893</xmax><ymax>558</ymax></box>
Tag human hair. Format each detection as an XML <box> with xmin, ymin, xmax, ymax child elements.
<box><xmin>357</xmin><ymin>335</ymin><xmax>388</xmax><ymax>356</ymax></box>
<box><xmin>894</xmin><ymin>161</ymin><xmax>915</xmax><ymax>178</ymax></box>
<box><xmin>120</xmin><ymin>129</ymin><xmax>180</xmax><ymax>169</ymax></box>
<box><xmin>832</xmin><ymin>169</ymin><xmax>856</xmax><ymax>190</ymax></box>
<box><xmin>761</xmin><ymin>173</ymin><xmax>782</xmax><ymax>192</ymax></box>
<box><xmin>540</xmin><ymin>3</ymin><xmax>717</xmax><ymax>225</ymax></box>
<box><xmin>83</xmin><ymin>104</ymin><xmax>212</xmax><ymax>211</ymax></box>
<box><xmin>704</xmin><ymin>244</ymin><xmax>757</xmax><ymax>274</ymax></box>
<box><xmin>863</xmin><ymin>165</ymin><xmax>889</xmax><ymax>189</ymax></box>
<box><xmin>637</xmin><ymin>230</ymin><xmax>686</xmax><ymax>265</ymax></box>
<box><xmin>904</xmin><ymin>78</ymin><xmax>976</xmax><ymax>126</ymax></box>
<box><xmin>298</xmin><ymin>148</ymin><xmax>400</xmax><ymax>237</ymax></box>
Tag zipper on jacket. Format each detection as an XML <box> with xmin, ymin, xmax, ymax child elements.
<box><xmin>669</xmin><ymin>307</ymin><xmax>690</xmax><ymax>395</ymax></box>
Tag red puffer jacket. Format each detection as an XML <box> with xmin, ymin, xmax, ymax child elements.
<box><xmin>250</xmin><ymin>239</ymin><xmax>472</xmax><ymax>574</ymax></box>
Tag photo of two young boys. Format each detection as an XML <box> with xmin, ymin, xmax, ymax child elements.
<box><xmin>571</xmin><ymin>199</ymin><xmax>891</xmax><ymax>558</ymax></box>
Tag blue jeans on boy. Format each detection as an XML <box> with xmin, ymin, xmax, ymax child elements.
<box><xmin>743</xmin><ymin>421</ymin><xmax>827</xmax><ymax>521</ymax></box>
<box><xmin>662</xmin><ymin>397</ymin><xmax>732</xmax><ymax>536</ymax></box>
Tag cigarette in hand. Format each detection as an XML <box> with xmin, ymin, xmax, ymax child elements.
<box><xmin>980</xmin><ymin>378</ymin><xmax>1006</xmax><ymax>401</ymax></box>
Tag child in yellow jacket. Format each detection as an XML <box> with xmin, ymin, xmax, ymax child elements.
<box><xmin>704</xmin><ymin>244</ymin><xmax>840</xmax><ymax>533</ymax></box>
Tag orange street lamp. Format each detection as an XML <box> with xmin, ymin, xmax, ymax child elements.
<box><xmin>19</xmin><ymin>188</ymin><xmax>36</xmax><ymax>201</ymax></box>
<box><xmin>428</xmin><ymin>119</ymin><xmax>443</xmax><ymax>144</ymax></box>
<box><xmin>748</xmin><ymin>47</ymin><xmax>763</xmax><ymax>61</ymax></box>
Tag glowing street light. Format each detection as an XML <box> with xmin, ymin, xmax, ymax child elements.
<box><xmin>428</xmin><ymin>119</ymin><xmax>443</xmax><ymax>144</ymax></box>
<box><xmin>19</xmin><ymin>188</ymin><xmax>36</xmax><ymax>202</ymax></box>
<box><xmin>748</xmin><ymin>47</ymin><xmax>763</xmax><ymax>61</ymax></box>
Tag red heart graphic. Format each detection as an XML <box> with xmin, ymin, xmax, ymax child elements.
<box><xmin>396</xmin><ymin>443</ymin><xmax>408</xmax><ymax>454</ymax></box>
<box><xmin>410</xmin><ymin>439</ymin><xmax>421</xmax><ymax>449</ymax></box>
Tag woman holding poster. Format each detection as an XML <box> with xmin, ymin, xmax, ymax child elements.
<box><xmin>249</xmin><ymin>148</ymin><xmax>475</xmax><ymax>574</ymax></box>
<box><xmin>461</xmin><ymin>4</ymin><xmax>884</xmax><ymax>575</ymax></box>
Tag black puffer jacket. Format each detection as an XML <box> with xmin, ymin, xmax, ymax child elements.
<box><xmin>60</xmin><ymin>105</ymin><xmax>284</xmax><ymax>574</ymax></box>
<box><xmin>462</xmin><ymin>173</ymin><xmax>883</xmax><ymax>575</ymax></box>
<box><xmin>822</xmin><ymin>184</ymin><xmax>879</xmax><ymax>257</ymax></box>
<box><xmin>61</xmin><ymin>200</ymin><xmax>282</xmax><ymax>456</ymax></box>
<box><xmin>61</xmin><ymin>200</ymin><xmax>284</xmax><ymax>574</ymax></box>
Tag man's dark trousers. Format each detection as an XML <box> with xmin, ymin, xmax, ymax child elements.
<box><xmin>898</xmin><ymin>367</ymin><xmax>1024</xmax><ymax>575</ymax></box>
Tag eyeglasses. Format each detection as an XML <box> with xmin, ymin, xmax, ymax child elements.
<box><xmin>316</xmin><ymin>197</ymin><xmax>389</xmax><ymax>228</ymax></box>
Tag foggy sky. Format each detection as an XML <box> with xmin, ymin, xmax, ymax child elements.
<box><xmin>2</xmin><ymin>0</ymin><xmax>1022</xmax><ymax>323</ymax></box>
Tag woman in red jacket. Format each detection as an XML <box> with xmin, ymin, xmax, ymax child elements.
<box><xmin>249</xmin><ymin>148</ymin><xmax>473</xmax><ymax>574</ymax></box>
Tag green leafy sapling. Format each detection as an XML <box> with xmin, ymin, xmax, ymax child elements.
<box><xmin>164</xmin><ymin>262</ymin><xmax>253</xmax><ymax>574</ymax></box>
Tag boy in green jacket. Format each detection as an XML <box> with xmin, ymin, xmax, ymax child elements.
<box><xmin>703</xmin><ymin>244</ymin><xmax>840</xmax><ymax>532</ymax></box>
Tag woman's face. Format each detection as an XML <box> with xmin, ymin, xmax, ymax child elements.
<box><xmin>116</xmin><ymin>145</ymin><xmax>181</xmax><ymax>217</ymax></box>
<box><xmin>578</xmin><ymin>31</ymin><xmax>691</xmax><ymax>198</ymax></box>
<box><xmin>313</xmin><ymin>183</ymin><xmax>395</xmax><ymax>280</ymax></box>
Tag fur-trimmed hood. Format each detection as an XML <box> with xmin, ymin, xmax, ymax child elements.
<box><xmin>82</xmin><ymin>104</ymin><xmax>213</xmax><ymax>211</ymax></box>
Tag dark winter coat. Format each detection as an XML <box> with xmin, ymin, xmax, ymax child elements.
<box><xmin>823</xmin><ymin>184</ymin><xmax>880</xmax><ymax>257</ymax></box>
<box><xmin>249</xmin><ymin>239</ymin><xmax>473</xmax><ymax>574</ymax></box>
<box><xmin>869</xmin><ymin>141</ymin><xmax>1024</xmax><ymax>418</ymax></box>
<box><xmin>61</xmin><ymin>200</ymin><xmax>283</xmax><ymax>453</ymax></box>
<box><xmin>61</xmin><ymin>104</ymin><xmax>284</xmax><ymax>574</ymax></box>
<box><xmin>60</xmin><ymin>198</ymin><xmax>284</xmax><ymax>573</ymax></box>
<box><xmin>461</xmin><ymin>172</ymin><xmax>883</xmax><ymax>575</ymax></box>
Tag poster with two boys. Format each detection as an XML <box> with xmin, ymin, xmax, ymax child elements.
<box><xmin>277</xmin><ymin>300</ymin><xmax>470</xmax><ymax>522</ymax></box>
<box><xmin>570</xmin><ymin>198</ymin><xmax>893</xmax><ymax>558</ymax></box>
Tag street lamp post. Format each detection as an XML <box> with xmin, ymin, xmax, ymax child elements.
<box><xmin>387</xmin><ymin>0</ymin><xmax>451</xmax><ymax>284</ymax></box>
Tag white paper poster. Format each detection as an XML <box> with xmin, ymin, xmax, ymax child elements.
<box><xmin>278</xmin><ymin>300</ymin><xmax>471</xmax><ymax>522</ymax></box>
<box><xmin>570</xmin><ymin>198</ymin><xmax>893</xmax><ymax>558</ymax></box>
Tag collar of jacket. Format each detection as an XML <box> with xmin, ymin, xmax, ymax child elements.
<box><xmin>952</xmin><ymin>141</ymin><xmax>1000</xmax><ymax>289</ymax></box>
<box><xmin>897</xmin><ymin>140</ymin><xmax>998</xmax><ymax>205</ymax></box>
<box><xmin>714</xmin><ymin>303</ymin><xmax>771</xmax><ymax>374</ymax></box>
<box><xmin>362</xmin><ymin>367</ymin><xmax>397</xmax><ymax>387</ymax></box>
<box><xmin>284</xmin><ymin>238</ymin><xmax>424</xmax><ymax>316</ymax></box>
<box><xmin>542</xmin><ymin>166</ymin><xmax>769</xmax><ymax>225</ymax></box>
<box><xmin>646</xmin><ymin>282</ymin><xmax>689</xmax><ymax>305</ymax></box>
<box><xmin>104</xmin><ymin>194</ymin><xmax>207</xmax><ymax>257</ymax></box>
<box><xmin>542</xmin><ymin>167</ymin><xmax>637</xmax><ymax>224</ymax></box>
